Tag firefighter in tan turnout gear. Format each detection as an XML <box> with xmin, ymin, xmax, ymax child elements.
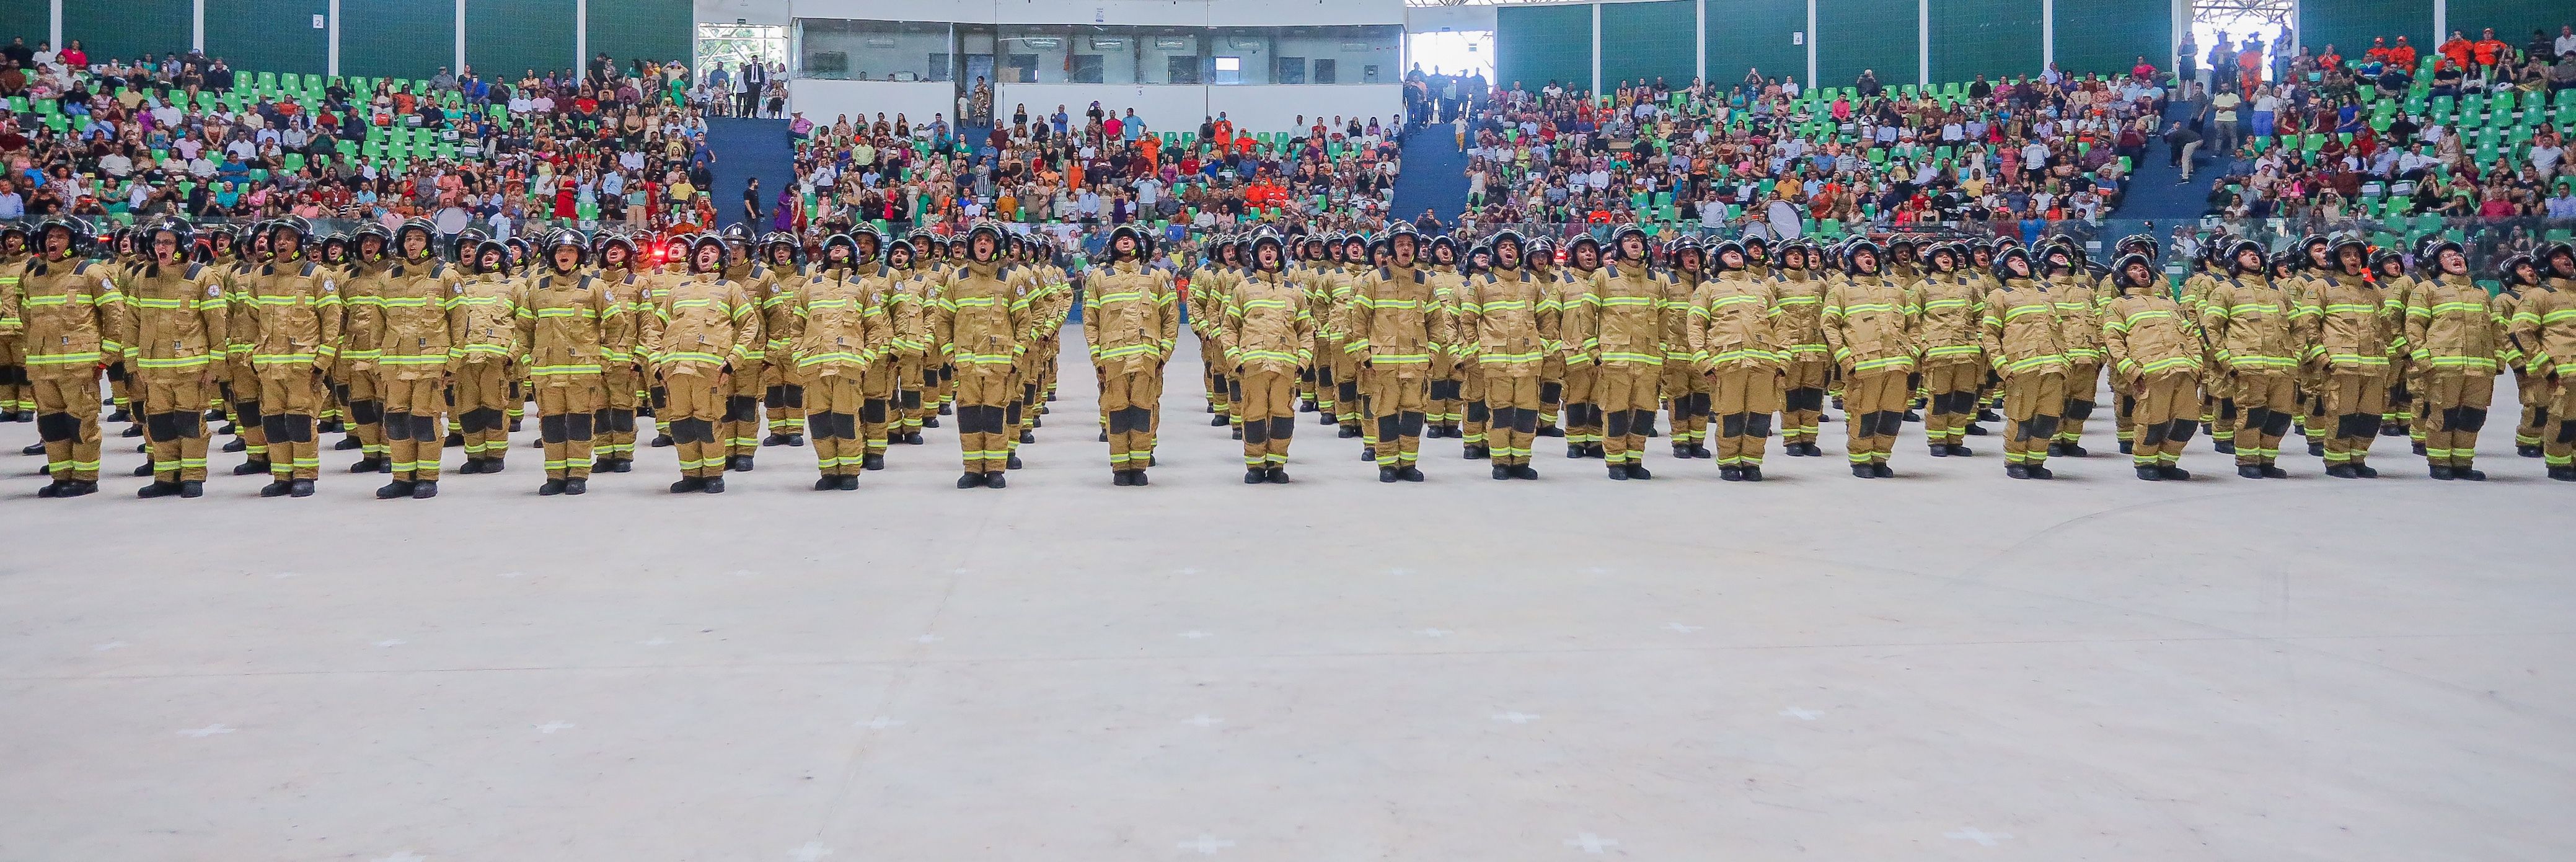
<box><xmin>1087</xmin><ymin>224</ymin><xmax>1180</xmax><ymax>485</ymax></box>
<box><xmin>1981</xmin><ymin>247</ymin><xmax>2068</xmax><ymax>479</ymax></box>
<box><xmin>1457</xmin><ymin>230</ymin><xmax>1559</xmax><ymax>480</ymax></box>
<box><xmin>240</xmin><ymin>219</ymin><xmax>343</xmax><ymax>497</ymax></box>
<box><xmin>1218</xmin><ymin>229</ymin><xmax>1315</xmax><ymax>483</ymax></box>
<box><xmin>119</xmin><ymin>221</ymin><xmax>227</xmax><ymax>498</ymax></box>
<box><xmin>2101</xmin><ymin>253</ymin><xmax>2206</xmax><ymax>480</ymax></box>
<box><xmin>1581</xmin><ymin>224</ymin><xmax>1670</xmax><ymax>480</ymax></box>
<box><xmin>937</xmin><ymin>223</ymin><xmax>1034</xmax><ymax>488</ymax></box>
<box><xmin>644</xmin><ymin>234</ymin><xmax>762</xmax><ymax>493</ymax></box>
<box><xmin>2404</xmin><ymin>240</ymin><xmax>2507</xmax><ymax>480</ymax></box>
<box><xmin>515</xmin><ymin>229</ymin><xmax>627</xmax><ymax>495</ymax></box>
<box><xmin>8</xmin><ymin>219</ymin><xmax>123</xmax><ymax>497</ymax></box>
<box><xmin>1688</xmin><ymin>239</ymin><xmax>1784</xmax><ymax>481</ymax></box>
<box><xmin>779</xmin><ymin>232</ymin><xmax>896</xmax><ymax>490</ymax></box>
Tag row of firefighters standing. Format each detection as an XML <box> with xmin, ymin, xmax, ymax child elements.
<box><xmin>0</xmin><ymin>216</ymin><xmax>1092</xmax><ymax>498</ymax></box>
<box><xmin>10</xmin><ymin>216</ymin><xmax>2576</xmax><ymax>496</ymax></box>
<box><xmin>1178</xmin><ymin>224</ymin><xmax>2576</xmax><ymax>483</ymax></box>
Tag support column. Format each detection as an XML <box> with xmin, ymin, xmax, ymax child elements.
<box><xmin>48</xmin><ymin>0</ymin><xmax>60</xmax><ymax>52</ymax></box>
<box><xmin>2430</xmin><ymin>0</ymin><xmax>2445</xmax><ymax>51</ymax></box>
<box><xmin>328</xmin><ymin>0</ymin><xmax>342</xmax><ymax>76</ymax></box>
<box><xmin>2041</xmin><ymin>0</ymin><xmax>2054</xmax><ymax>69</ymax></box>
<box><xmin>1590</xmin><ymin>2</ymin><xmax>1602</xmax><ymax>96</ymax></box>
<box><xmin>1695</xmin><ymin>0</ymin><xmax>1706</xmax><ymax>83</ymax></box>
<box><xmin>575</xmin><ymin>0</ymin><xmax>588</xmax><ymax>77</ymax></box>
<box><xmin>192</xmin><ymin>0</ymin><xmax>205</xmax><ymax>51</ymax></box>
<box><xmin>455</xmin><ymin>0</ymin><xmax>467</xmax><ymax>73</ymax></box>
<box><xmin>1917</xmin><ymin>0</ymin><xmax>1931</xmax><ymax>86</ymax></box>
<box><xmin>1806</xmin><ymin>0</ymin><xmax>1818</xmax><ymax>86</ymax></box>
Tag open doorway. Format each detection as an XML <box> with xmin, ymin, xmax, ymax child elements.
<box><xmin>2186</xmin><ymin>0</ymin><xmax>2295</xmax><ymax>88</ymax></box>
<box><xmin>1406</xmin><ymin>29</ymin><xmax>1494</xmax><ymax>84</ymax></box>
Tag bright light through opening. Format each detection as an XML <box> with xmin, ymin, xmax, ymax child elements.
<box><xmin>1406</xmin><ymin>30</ymin><xmax>1494</xmax><ymax>82</ymax></box>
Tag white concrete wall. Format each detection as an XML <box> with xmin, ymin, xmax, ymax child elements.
<box><xmin>999</xmin><ymin>83</ymin><xmax>1401</xmax><ymax>135</ymax></box>
<box><xmin>788</xmin><ymin>79</ymin><xmax>959</xmax><ymax>126</ymax></box>
<box><xmin>756</xmin><ymin>0</ymin><xmax>1401</xmax><ymax>27</ymax></box>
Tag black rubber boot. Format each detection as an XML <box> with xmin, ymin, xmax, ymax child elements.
<box><xmin>540</xmin><ymin>478</ymin><xmax>568</xmax><ymax>495</ymax></box>
<box><xmin>407</xmin><ymin>480</ymin><xmax>433</xmax><ymax>498</ymax></box>
<box><xmin>377</xmin><ymin>480</ymin><xmax>416</xmax><ymax>499</ymax></box>
<box><xmin>564</xmin><ymin>478</ymin><xmax>588</xmax><ymax>495</ymax></box>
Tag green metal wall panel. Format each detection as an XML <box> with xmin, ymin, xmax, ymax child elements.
<box><xmin>1599</xmin><ymin>0</ymin><xmax>1694</xmax><ymax>89</ymax></box>
<box><xmin>0</xmin><ymin>0</ymin><xmax>47</xmax><ymax>50</ymax></box>
<box><xmin>2301</xmin><ymin>1</ymin><xmax>2433</xmax><ymax>67</ymax></box>
<box><xmin>1704</xmin><ymin>0</ymin><xmax>1806</xmax><ymax>87</ymax></box>
<box><xmin>2052</xmin><ymin>0</ymin><xmax>2171</xmax><ymax>80</ymax></box>
<box><xmin>1498</xmin><ymin>4</ymin><xmax>1593</xmax><ymax>92</ymax></box>
<box><xmin>469</xmin><ymin>0</ymin><xmax>578</xmax><ymax>78</ymax></box>
<box><xmin>341</xmin><ymin>0</ymin><xmax>454</xmax><ymax>80</ymax></box>
<box><xmin>2443</xmin><ymin>0</ymin><xmax>2565</xmax><ymax>57</ymax></box>
<box><xmin>1930</xmin><ymin>0</ymin><xmax>2040</xmax><ymax>84</ymax></box>
<box><xmin>1817</xmin><ymin>0</ymin><xmax>1920</xmax><ymax>88</ymax></box>
<box><xmin>63</xmin><ymin>0</ymin><xmax>188</xmax><ymax>63</ymax></box>
<box><xmin>205</xmin><ymin>0</ymin><xmax>332</xmax><ymax>76</ymax></box>
<box><xmin>588</xmin><ymin>0</ymin><xmax>693</xmax><ymax>69</ymax></box>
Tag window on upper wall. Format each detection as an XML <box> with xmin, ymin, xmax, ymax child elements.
<box><xmin>1214</xmin><ymin>56</ymin><xmax>1242</xmax><ymax>85</ymax></box>
<box><xmin>1314</xmin><ymin>58</ymin><xmax>1337</xmax><ymax>84</ymax></box>
<box><xmin>1277</xmin><ymin>57</ymin><xmax>1307</xmax><ymax>84</ymax></box>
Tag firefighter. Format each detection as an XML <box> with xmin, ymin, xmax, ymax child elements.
<box><xmin>232</xmin><ymin>219</ymin><xmax>342</xmax><ymax>496</ymax></box>
<box><xmin>2495</xmin><ymin>254</ymin><xmax>2547</xmax><ymax>459</ymax></box>
<box><xmin>333</xmin><ymin>227</ymin><xmax>392</xmax><ymax>472</ymax></box>
<box><xmin>589</xmin><ymin>233</ymin><xmax>648</xmax><ymax>472</ymax></box>
<box><xmin>1772</xmin><ymin>240</ymin><xmax>1832</xmax><ymax>457</ymax></box>
<box><xmin>2288</xmin><ymin>235</ymin><xmax>2340</xmax><ymax>451</ymax></box>
<box><xmin>1688</xmin><ymin>239</ymin><xmax>1784</xmax><ymax>481</ymax></box>
<box><xmin>2302</xmin><ymin>237</ymin><xmax>2395</xmax><ymax>477</ymax></box>
<box><xmin>2197</xmin><ymin>244</ymin><xmax>2305</xmax><ymax>478</ymax></box>
<box><xmin>2102</xmin><ymin>253</ymin><xmax>2205</xmax><ymax>480</ymax></box>
<box><xmin>710</xmin><ymin>227</ymin><xmax>770</xmax><ymax>471</ymax></box>
<box><xmin>1915</xmin><ymin>243</ymin><xmax>1985</xmax><ymax>457</ymax></box>
<box><xmin>1086</xmin><ymin>224</ymin><xmax>1180</xmax><ymax>485</ymax></box>
<box><xmin>2381</xmin><ymin>245</ymin><xmax>2428</xmax><ymax>446</ymax></box>
<box><xmin>1425</xmin><ymin>234</ymin><xmax>1470</xmax><ymax>440</ymax></box>
<box><xmin>1295</xmin><ymin>234</ymin><xmax>1337</xmax><ymax>426</ymax></box>
<box><xmin>1219</xmin><ymin>229</ymin><xmax>1315</xmax><ymax>483</ymax></box>
<box><xmin>1331</xmin><ymin>232</ymin><xmax>1372</xmax><ymax>439</ymax></box>
<box><xmin>512</xmin><ymin>229</ymin><xmax>622</xmax><ymax>495</ymax></box>
<box><xmin>1457</xmin><ymin>242</ymin><xmax>1494</xmax><ymax>459</ymax></box>
<box><xmin>2404</xmin><ymin>240</ymin><xmax>2505</xmax><ymax>480</ymax></box>
<box><xmin>2041</xmin><ymin>239</ymin><xmax>2102</xmax><ymax>457</ymax></box>
<box><xmin>100</xmin><ymin>228</ymin><xmax>141</xmax><ymax>439</ymax></box>
<box><xmin>2101</xmin><ymin>234</ymin><xmax>2159</xmax><ymax>452</ymax></box>
<box><xmin>1346</xmin><ymin>224</ymin><xmax>1448</xmax><ymax>482</ymax></box>
<box><xmin>887</xmin><ymin>237</ymin><xmax>937</xmax><ymax>443</ymax></box>
<box><xmin>118</xmin><ymin>221</ymin><xmax>225</xmax><ymax>497</ymax></box>
<box><xmin>1981</xmin><ymin>247</ymin><xmax>2069</xmax><ymax>479</ymax></box>
<box><xmin>1190</xmin><ymin>235</ymin><xmax>1243</xmax><ymax>429</ymax></box>
<box><xmin>779</xmin><ymin>232</ymin><xmax>894</xmax><ymax>490</ymax></box>
<box><xmin>219</xmin><ymin>226</ymin><xmax>273</xmax><ymax>470</ymax></box>
<box><xmin>7</xmin><ymin>220</ymin><xmax>118</xmax><ymax>496</ymax></box>
<box><xmin>644</xmin><ymin>234</ymin><xmax>761</xmax><ymax>493</ymax></box>
<box><xmin>1459</xmin><ymin>231</ymin><xmax>1558</xmax><ymax>480</ymax></box>
<box><xmin>934</xmin><ymin>223</ymin><xmax>1031</xmax><ymax>488</ymax></box>
<box><xmin>364</xmin><ymin>220</ymin><xmax>454</xmax><ymax>498</ymax></box>
<box><xmin>1661</xmin><ymin>237</ymin><xmax>1714</xmax><ymax>460</ymax></box>
<box><xmin>449</xmin><ymin>239</ymin><xmax>521</xmax><ymax>478</ymax></box>
<box><xmin>0</xmin><ymin>224</ymin><xmax>27</xmax><ymax>424</ymax></box>
<box><xmin>845</xmin><ymin>229</ymin><xmax>906</xmax><ymax>469</ymax></box>
<box><xmin>1580</xmin><ymin>225</ymin><xmax>1669</xmax><ymax>480</ymax></box>
<box><xmin>1556</xmin><ymin>234</ymin><xmax>1605</xmax><ymax>457</ymax></box>
<box><xmin>315</xmin><ymin>232</ymin><xmax>353</xmax><ymax>440</ymax></box>
<box><xmin>2511</xmin><ymin>243</ymin><xmax>2576</xmax><ymax>480</ymax></box>
<box><xmin>759</xmin><ymin>232</ymin><xmax>809</xmax><ymax>449</ymax></box>
<box><xmin>1822</xmin><ymin>240</ymin><xmax>1917</xmax><ymax>477</ymax></box>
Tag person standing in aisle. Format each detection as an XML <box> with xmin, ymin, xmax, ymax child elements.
<box><xmin>2404</xmin><ymin>240</ymin><xmax>2507</xmax><ymax>480</ymax></box>
<box><xmin>778</xmin><ymin>232</ymin><xmax>894</xmax><ymax>490</ymax></box>
<box><xmin>2101</xmin><ymin>253</ymin><xmax>2206</xmax><ymax>480</ymax></box>
<box><xmin>1980</xmin><ymin>247</ymin><xmax>2069</xmax><ymax>479</ymax></box>
<box><xmin>119</xmin><ymin>221</ymin><xmax>226</xmax><ymax>498</ymax></box>
<box><xmin>1688</xmin><ymin>239</ymin><xmax>1784</xmax><ymax>481</ymax></box>
<box><xmin>513</xmin><ymin>229</ymin><xmax>625</xmax><ymax>496</ymax></box>
<box><xmin>644</xmin><ymin>235</ymin><xmax>761</xmax><ymax>493</ymax></box>
<box><xmin>449</xmin><ymin>239</ymin><xmax>522</xmax><ymax>480</ymax></box>
<box><xmin>1457</xmin><ymin>231</ymin><xmax>1558</xmax><ymax>480</ymax></box>
<box><xmin>241</xmin><ymin>220</ymin><xmax>342</xmax><ymax>498</ymax></box>
<box><xmin>1822</xmin><ymin>240</ymin><xmax>1918</xmax><ymax>477</ymax></box>
<box><xmin>935</xmin><ymin>223</ymin><xmax>1033</xmax><ymax>488</ymax></box>
<box><xmin>1218</xmin><ymin>229</ymin><xmax>1315</xmax><ymax>483</ymax></box>
<box><xmin>1085</xmin><ymin>225</ymin><xmax>1180</xmax><ymax>486</ymax></box>
<box><xmin>2305</xmin><ymin>238</ymin><xmax>2396</xmax><ymax>478</ymax></box>
<box><xmin>8</xmin><ymin>219</ymin><xmax>121</xmax><ymax>498</ymax></box>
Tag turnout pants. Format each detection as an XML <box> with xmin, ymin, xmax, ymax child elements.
<box><xmin>1238</xmin><ymin>368</ymin><xmax>1297</xmax><ymax>467</ymax></box>
<box><xmin>2419</xmin><ymin>372</ymin><xmax>2495</xmax><ymax>468</ymax></box>
<box><xmin>344</xmin><ymin>371</ymin><xmax>386</xmax><ymax>462</ymax></box>
<box><xmin>2513</xmin><ymin>371</ymin><xmax>2549</xmax><ymax>451</ymax></box>
<box><xmin>2323</xmin><ymin>372</ymin><xmax>2389</xmax><ymax>466</ymax></box>
<box><xmin>1562</xmin><ymin>365</ymin><xmax>1601</xmax><ymax>447</ymax></box>
<box><xmin>762</xmin><ymin>362</ymin><xmax>805</xmax><ymax>438</ymax></box>
<box><xmin>663</xmin><ymin>371</ymin><xmax>727</xmax><ymax>478</ymax></box>
<box><xmin>803</xmin><ymin>372</ymin><xmax>867</xmax><ymax>477</ymax></box>
<box><xmin>1100</xmin><ymin>366</ymin><xmax>1164</xmax><ymax>469</ymax></box>
<box><xmin>380</xmin><ymin>377</ymin><xmax>447</xmax><ymax>481</ymax></box>
<box><xmin>2544</xmin><ymin>382</ymin><xmax>2576</xmax><ymax>470</ymax></box>
<box><xmin>1709</xmin><ymin>366</ymin><xmax>1781</xmax><ymax>467</ymax></box>
<box><xmin>2128</xmin><ymin>374</ymin><xmax>2199</xmax><ymax>466</ymax></box>
<box><xmin>1781</xmin><ymin>359</ymin><xmax>1830</xmax><ymax>444</ymax></box>
<box><xmin>1594</xmin><ymin>364</ymin><xmax>1660</xmax><ymax>466</ymax></box>
<box><xmin>860</xmin><ymin>363</ymin><xmax>897</xmax><ymax>457</ymax></box>
<box><xmin>229</xmin><ymin>359</ymin><xmax>268</xmax><ymax>464</ymax></box>
<box><xmin>535</xmin><ymin>382</ymin><xmax>601</xmax><ymax>480</ymax></box>
<box><xmin>453</xmin><ymin>361</ymin><xmax>511</xmax><ymax>464</ymax></box>
<box><xmin>139</xmin><ymin>376</ymin><xmax>214</xmax><ymax>481</ymax></box>
<box><xmin>955</xmin><ymin>369</ymin><xmax>1017</xmax><ymax>473</ymax></box>
<box><xmin>257</xmin><ymin>371</ymin><xmax>324</xmax><ymax>480</ymax></box>
<box><xmin>1921</xmin><ymin>361</ymin><xmax>1980</xmax><ymax>447</ymax></box>
<box><xmin>598</xmin><ymin>367</ymin><xmax>642</xmax><ymax>460</ymax></box>
<box><xmin>2057</xmin><ymin>363</ymin><xmax>2102</xmax><ymax>445</ymax></box>
<box><xmin>2230</xmin><ymin>372</ymin><xmax>2300</xmax><ymax>466</ymax></box>
<box><xmin>29</xmin><ymin>374</ymin><xmax>102</xmax><ymax>480</ymax></box>
<box><xmin>2001</xmin><ymin>370</ymin><xmax>2068</xmax><ymax>467</ymax></box>
<box><xmin>1364</xmin><ymin>368</ymin><xmax>1429</xmax><ymax>466</ymax></box>
<box><xmin>722</xmin><ymin>360</ymin><xmax>766</xmax><ymax>457</ymax></box>
<box><xmin>1842</xmin><ymin>371</ymin><xmax>1908</xmax><ymax>465</ymax></box>
<box><xmin>1663</xmin><ymin>365</ymin><xmax>1710</xmax><ymax>447</ymax></box>
<box><xmin>1483</xmin><ymin>374</ymin><xmax>1541</xmax><ymax>465</ymax></box>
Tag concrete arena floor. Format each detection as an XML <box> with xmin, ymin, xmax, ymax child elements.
<box><xmin>3</xmin><ymin>333</ymin><xmax>2572</xmax><ymax>862</ymax></box>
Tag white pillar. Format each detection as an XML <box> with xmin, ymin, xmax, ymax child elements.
<box><xmin>1590</xmin><ymin>2</ymin><xmax>1602</xmax><ymax>95</ymax></box>
<box><xmin>2040</xmin><ymin>0</ymin><xmax>2053</xmax><ymax>69</ymax></box>
<box><xmin>48</xmin><ymin>0</ymin><xmax>60</xmax><ymax>51</ymax></box>
<box><xmin>2430</xmin><ymin>0</ymin><xmax>2444</xmax><ymax>50</ymax></box>
<box><xmin>1917</xmin><ymin>0</ymin><xmax>1930</xmax><ymax>86</ymax></box>
<box><xmin>1806</xmin><ymin>0</ymin><xmax>1818</xmax><ymax>84</ymax></box>
<box><xmin>1695</xmin><ymin>0</ymin><xmax>1706</xmax><ymax>83</ymax></box>
<box><xmin>192</xmin><ymin>0</ymin><xmax>204</xmax><ymax>51</ymax></box>
<box><xmin>454</xmin><ymin>0</ymin><xmax>467</xmax><ymax>73</ymax></box>
<box><xmin>575</xmin><ymin>0</ymin><xmax>587</xmax><ymax>76</ymax></box>
<box><xmin>328</xmin><ymin>0</ymin><xmax>341</xmax><ymax>76</ymax></box>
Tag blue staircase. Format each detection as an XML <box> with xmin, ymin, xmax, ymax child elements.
<box><xmin>705</xmin><ymin>118</ymin><xmax>798</xmax><ymax>231</ymax></box>
<box><xmin>1390</xmin><ymin>126</ymin><xmax>1471</xmax><ymax>227</ymax></box>
<box><xmin>2107</xmin><ymin>104</ymin><xmax>2219</xmax><ymax>222</ymax></box>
